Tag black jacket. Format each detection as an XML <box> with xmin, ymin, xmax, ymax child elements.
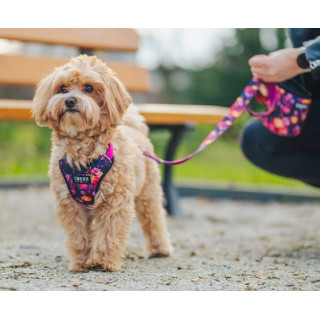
<box><xmin>289</xmin><ymin>29</ymin><xmax>320</xmax><ymax>99</ymax></box>
<box><xmin>290</xmin><ymin>28</ymin><xmax>320</xmax><ymax>80</ymax></box>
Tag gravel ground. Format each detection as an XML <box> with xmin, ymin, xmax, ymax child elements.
<box><xmin>1</xmin><ymin>187</ymin><xmax>320</xmax><ymax>291</ymax></box>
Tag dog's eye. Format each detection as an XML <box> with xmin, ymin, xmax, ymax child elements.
<box><xmin>84</xmin><ymin>84</ymin><xmax>94</xmax><ymax>93</ymax></box>
<box><xmin>60</xmin><ymin>85</ymin><xmax>68</xmax><ymax>94</ymax></box>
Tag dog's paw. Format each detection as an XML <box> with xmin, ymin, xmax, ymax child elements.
<box><xmin>149</xmin><ymin>244</ymin><xmax>173</xmax><ymax>258</ymax></box>
<box><xmin>69</xmin><ymin>262</ymin><xmax>88</xmax><ymax>273</ymax></box>
<box><xmin>85</xmin><ymin>259</ymin><xmax>123</xmax><ymax>272</ymax></box>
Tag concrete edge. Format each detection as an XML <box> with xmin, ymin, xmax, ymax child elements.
<box><xmin>1</xmin><ymin>180</ymin><xmax>319</xmax><ymax>203</ymax></box>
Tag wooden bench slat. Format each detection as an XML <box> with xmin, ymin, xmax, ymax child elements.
<box><xmin>0</xmin><ymin>28</ymin><xmax>139</xmax><ymax>52</ymax></box>
<box><xmin>136</xmin><ymin>104</ymin><xmax>228</xmax><ymax>124</ymax></box>
<box><xmin>0</xmin><ymin>55</ymin><xmax>150</xmax><ymax>92</ymax></box>
<box><xmin>0</xmin><ymin>99</ymin><xmax>228</xmax><ymax>124</ymax></box>
<box><xmin>0</xmin><ymin>99</ymin><xmax>32</xmax><ymax>121</ymax></box>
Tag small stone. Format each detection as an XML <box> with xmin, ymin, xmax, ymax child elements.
<box><xmin>55</xmin><ymin>256</ymin><xmax>63</xmax><ymax>262</ymax></box>
<box><xmin>189</xmin><ymin>251</ymin><xmax>197</xmax><ymax>257</ymax></box>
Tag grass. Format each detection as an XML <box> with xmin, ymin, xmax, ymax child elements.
<box><xmin>149</xmin><ymin>123</ymin><xmax>305</xmax><ymax>188</ymax></box>
<box><xmin>0</xmin><ymin>122</ymin><xmax>51</xmax><ymax>180</ymax></box>
<box><xmin>0</xmin><ymin>120</ymin><xmax>311</xmax><ymax>191</ymax></box>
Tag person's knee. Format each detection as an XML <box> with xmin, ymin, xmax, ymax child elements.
<box><xmin>240</xmin><ymin>119</ymin><xmax>280</xmax><ymax>171</ymax></box>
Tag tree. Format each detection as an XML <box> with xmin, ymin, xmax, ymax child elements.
<box><xmin>157</xmin><ymin>28</ymin><xmax>288</xmax><ymax>107</ymax></box>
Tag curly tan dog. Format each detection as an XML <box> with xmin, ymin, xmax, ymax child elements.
<box><xmin>32</xmin><ymin>54</ymin><xmax>172</xmax><ymax>272</ymax></box>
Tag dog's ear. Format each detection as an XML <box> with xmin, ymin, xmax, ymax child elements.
<box><xmin>100</xmin><ymin>66</ymin><xmax>132</xmax><ymax>125</ymax></box>
<box><xmin>32</xmin><ymin>72</ymin><xmax>55</xmax><ymax>126</ymax></box>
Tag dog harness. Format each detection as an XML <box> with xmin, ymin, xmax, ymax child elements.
<box><xmin>59</xmin><ymin>143</ymin><xmax>114</xmax><ymax>205</ymax></box>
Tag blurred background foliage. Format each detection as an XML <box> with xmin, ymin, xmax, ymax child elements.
<box><xmin>0</xmin><ymin>28</ymin><xmax>307</xmax><ymax>188</ymax></box>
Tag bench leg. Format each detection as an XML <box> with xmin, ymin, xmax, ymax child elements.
<box><xmin>150</xmin><ymin>124</ymin><xmax>194</xmax><ymax>217</ymax></box>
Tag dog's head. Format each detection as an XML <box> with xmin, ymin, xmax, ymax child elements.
<box><xmin>32</xmin><ymin>54</ymin><xmax>132</xmax><ymax>136</ymax></box>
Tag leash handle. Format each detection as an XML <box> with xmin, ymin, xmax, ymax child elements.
<box><xmin>141</xmin><ymin>77</ymin><xmax>262</xmax><ymax>166</ymax></box>
<box><xmin>245</xmin><ymin>79</ymin><xmax>276</xmax><ymax>117</ymax></box>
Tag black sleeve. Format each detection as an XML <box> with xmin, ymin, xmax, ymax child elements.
<box><xmin>305</xmin><ymin>35</ymin><xmax>320</xmax><ymax>79</ymax></box>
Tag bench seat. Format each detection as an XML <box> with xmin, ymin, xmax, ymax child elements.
<box><xmin>0</xmin><ymin>99</ymin><xmax>228</xmax><ymax>124</ymax></box>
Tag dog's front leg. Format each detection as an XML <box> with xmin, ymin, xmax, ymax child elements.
<box><xmin>85</xmin><ymin>198</ymin><xmax>134</xmax><ymax>272</ymax></box>
<box><xmin>55</xmin><ymin>201</ymin><xmax>91</xmax><ymax>272</ymax></box>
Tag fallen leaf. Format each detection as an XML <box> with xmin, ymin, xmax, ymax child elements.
<box><xmin>126</xmin><ymin>252</ymin><xmax>144</xmax><ymax>261</ymax></box>
<box><xmin>0</xmin><ymin>286</ymin><xmax>17</xmax><ymax>291</ymax></box>
<box><xmin>264</xmin><ymin>267</ymin><xmax>279</xmax><ymax>271</ymax></box>
<box><xmin>7</xmin><ymin>262</ymin><xmax>32</xmax><ymax>268</ymax></box>
<box><xmin>73</xmin><ymin>282</ymin><xmax>82</xmax><ymax>287</ymax></box>
<box><xmin>255</xmin><ymin>274</ymin><xmax>267</xmax><ymax>280</ymax></box>
<box><xmin>291</xmin><ymin>243</ymin><xmax>312</xmax><ymax>249</ymax></box>
<box><xmin>264</xmin><ymin>250</ymin><xmax>281</xmax><ymax>257</ymax></box>
<box><xmin>310</xmin><ymin>279</ymin><xmax>320</xmax><ymax>284</ymax></box>
<box><xmin>96</xmin><ymin>280</ymin><xmax>114</xmax><ymax>285</ymax></box>
<box><xmin>246</xmin><ymin>285</ymin><xmax>264</xmax><ymax>291</ymax></box>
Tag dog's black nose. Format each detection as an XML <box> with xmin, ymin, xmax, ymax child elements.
<box><xmin>65</xmin><ymin>97</ymin><xmax>77</xmax><ymax>109</ymax></box>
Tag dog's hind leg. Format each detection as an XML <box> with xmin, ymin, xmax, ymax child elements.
<box><xmin>135</xmin><ymin>163</ymin><xmax>173</xmax><ymax>258</ymax></box>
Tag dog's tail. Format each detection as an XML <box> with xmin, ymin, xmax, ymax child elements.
<box><xmin>122</xmin><ymin>104</ymin><xmax>149</xmax><ymax>136</ymax></box>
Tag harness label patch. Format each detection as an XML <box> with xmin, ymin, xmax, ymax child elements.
<box><xmin>74</xmin><ymin>175</ymin><xmax>91</xmax><ymax>184</ymax></box>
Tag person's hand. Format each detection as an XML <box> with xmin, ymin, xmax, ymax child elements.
<box><xmin>249</xmin><ymin>48</ymin><xmax>306</xmax><ymax>82</ymax></box>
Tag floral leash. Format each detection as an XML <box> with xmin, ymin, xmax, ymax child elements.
<box><xmin>141</xmin><ymin>77</ymin><xmax>260</xmax><ymax>165</ymax></box>
<box><xmin>140</xmin><ymin>77</ymin><xmax>311</xmax><ymax>166</ymax></box>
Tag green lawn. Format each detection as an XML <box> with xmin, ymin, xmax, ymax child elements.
<box><xmin>0</xmin><ymin>121</ymin><xmax>309</xmax><ymax>189</ymax></box>
<box><xmin>0</xmin><ymin>122</ymin><xmax>51</xmax><ymax>180</ymax></box>
<box><xmin>149</xmin><ymin>124</ymin><xmax>304</xmax><ymax>188</ymax></box>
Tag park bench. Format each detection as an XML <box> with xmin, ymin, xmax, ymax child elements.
<box><xmin>0</xmin><ymin>28</ymin><xmax>228</xmax><ymax>216</ymax></box>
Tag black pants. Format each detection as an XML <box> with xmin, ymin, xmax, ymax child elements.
<box><xmin>241</xmin><ymin>98</ymin><xmax>320</xmax><ymax>187</ymax></box>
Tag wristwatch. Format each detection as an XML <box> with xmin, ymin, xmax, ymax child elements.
<box><xmin>297</xmin><ymin>47</ymin><xmax>311</xmax><ymax>70</ymax></box>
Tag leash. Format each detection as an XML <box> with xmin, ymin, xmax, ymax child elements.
<box><xmin>141</xmin><ymin>77</ymin><xmax>271</xmax><ymax>165</ymax></box>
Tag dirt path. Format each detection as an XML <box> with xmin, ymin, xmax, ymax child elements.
<box><xmin>1</xmin><ymin>187</ymin><xmax>320</xmax><ymax>291</ymax></box>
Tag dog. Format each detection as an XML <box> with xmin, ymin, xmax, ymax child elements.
<box><xmin>32</xmin><ymin>54</ymin><xmax>172</xmax><ymax>272</ymax></box>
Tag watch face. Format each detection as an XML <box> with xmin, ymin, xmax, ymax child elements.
<box><xmin>297</xmin><ymin>52</ymin><xmax>310</xmax><ymax>69</ymax></box>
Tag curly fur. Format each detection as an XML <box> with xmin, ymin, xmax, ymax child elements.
<box><xmin>32</xmin><ymin>55</ymin><xmax>172</xmax><ymax>272</ymax></box>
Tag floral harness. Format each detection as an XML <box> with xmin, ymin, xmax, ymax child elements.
<box><xmin>59</xmin><ymin>143</ymin><xmax>114</xmax><ymax>206</ymax></box>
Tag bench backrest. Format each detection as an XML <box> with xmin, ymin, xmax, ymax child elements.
<box><xmin>0</xmin><ymin>28</ymin><xmax>150</xmax><ymax>93</ymax></box>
